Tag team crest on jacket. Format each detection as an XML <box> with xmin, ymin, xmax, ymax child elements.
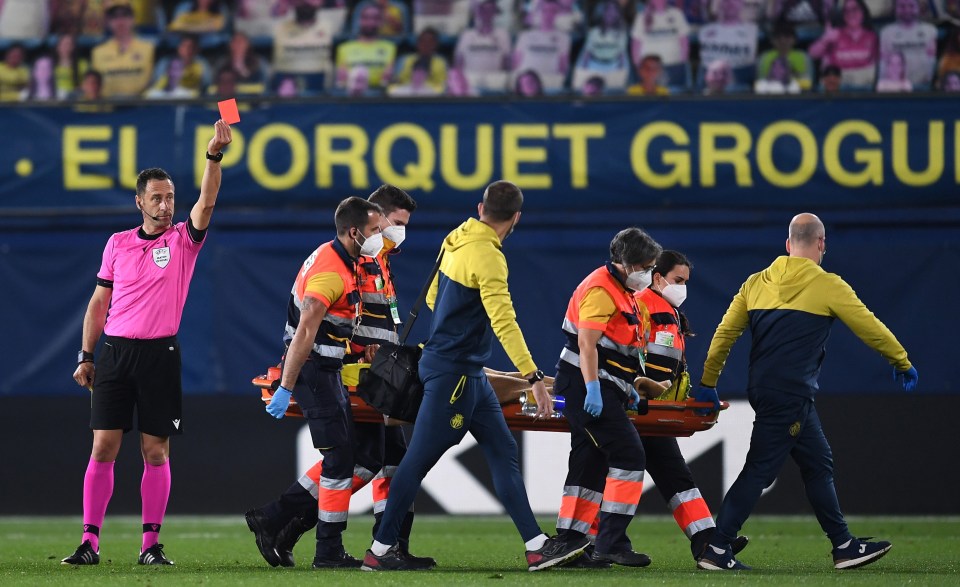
<box><xmin>789</xmin><ymin>421</ymin><xmax>801</xmax><ymax>437</ymax></box>
<box><xmin>152</xmin><ymin>247</ymin><xmax>170</xmax><ymax>268</ymax></box>
<box><xmin>450</xmin><ymin>413</ymin><xmax>464</xmax><ymax>429</ymax></box>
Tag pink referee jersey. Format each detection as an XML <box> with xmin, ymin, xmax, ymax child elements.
<box><xmin>97</xmin><ymin>221</ymin><xmax>205</xmax><ymax>339</ymax></box>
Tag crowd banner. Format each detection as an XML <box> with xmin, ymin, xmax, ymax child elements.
<box><xmin>0</xmin><ymin>97</ymin><xmax>957</xmax><ymax>211</ymax></box>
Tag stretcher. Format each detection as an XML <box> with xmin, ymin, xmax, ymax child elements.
<box><xmin>253</xmin><ymin>364</ymin><xmax>726</xmax><ymax>437</ymax></box>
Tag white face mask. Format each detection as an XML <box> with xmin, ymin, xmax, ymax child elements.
<box><xmin>382</xmin><ymin>224</ymin><xmax>406</xmax><ymax>247</ymax></box>
<box><xmin>625</xmin><ymin>267</ymin><xmax>652</xmax><ymax>291</ymax></box>
<box><xmin>356</xmin><ymin>231</ymin><xmax>384</xmax><ymax>257</ymax></box>
<box><xmin>660</xmin><ymin>283</ymin><xmax>687</xmax><ymax>307</ymax></box>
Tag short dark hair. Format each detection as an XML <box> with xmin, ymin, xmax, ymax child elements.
<box><xmin>335</xmin><ymin>196</ymin><xmax>382</xmax><ymax>236</ymax></box>
<box><xmin>179</xmin><ymin>34</ymin><xmax>200</xmax><ymax>49</ymax></box>
<box><xmin>822</xmin><ymin>65</ymin><xmax>842</xmax><ymax>77</ymax></box>
<box><xmin>368</xmin><ymin>184</ymin><xmax>417</xmax><ymax>215</ymax></box>
<box><xmin>216</xmin><ymin>65</ymin><xmax>239</xmax><ymax>81</ymax></box>
<box><xmin>771</xmin><ymin>20</ymin><xmax>796</xmax><ymax>39</ymax></box>
<box><xmin>136</xmin><ymin>168</ymin><xmax>173</xmax><ymax>195</ymax></box>
<box><xmin>609</xmin><ymin>227</ymin><xmax>661</xmax><ymax>267</ymax></box>
<box><xmin>585</xmin><ymin>75</ymin><xmax>605</xmax><ymax>89</ymax></box>
<box><xmin>640</xmin><ymin>54</ymin><xmax>663</xmax><ymax>67</ymax></box>
<box><xmin>482</xmin><ymin>181</ymin><xmax>523</xmax><ymax>222</ymax></box>
<box><xmin>84</xmin><ymin>69</ymin><xmax>103</xmax><ymax>85</ymax></box>
<box><xmin>418</xmin><ymin>26</ymin><xmax>440</xmax><ymax>42</ymax></box>
<box><xmin>653</xmin><ymin>250</ymin><xmax>692</xmax><ymax>279</ymax></box>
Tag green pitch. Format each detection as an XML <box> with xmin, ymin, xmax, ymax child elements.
<box><xmin>2</xmin><ymin>515</ymin><xmax>958</xmax><ymax>586</ymax></box>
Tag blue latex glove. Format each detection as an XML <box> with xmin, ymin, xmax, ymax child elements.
<box><xmin>893</xmin><ymin>366</ymin><xmax>918</xmax><ymax>392</ymax></box>
<box><xmin>584</xmin><ymin>380</ymin><xmax>603</xmax><ymax>417</ymax></box>
<box><xmin>266</xmin><ymin>385</ymin><xmax>292</xmax><ymax>419</ymax></box>
<box><xmin>627</xmin><ymin>388</ymin><xmax>641</xmax><ymax>411</ymax></box>
<box><xmin>694</xmin><ymin>385</ymin><xmax>721</xmax><ymax>416</ymax></box>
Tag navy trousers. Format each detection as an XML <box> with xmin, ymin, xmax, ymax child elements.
<box><xmin>374</xmin><ymin>367</ymin><xmax>543</xmax><ymax>546</ymax></box>
<box><xmin>713</xmin><ymin>389</ymin><xmax>853</xmax><ymax>549</ymax></box>
<box><xmin>554</xmin><ymin>367</ymin><xmax>646</xmax><ymax>554</ymax></box>
<box><xmin>265</xmin><ymin>363</ymin><xmax>359</xmax><ymax>557</ymax></box>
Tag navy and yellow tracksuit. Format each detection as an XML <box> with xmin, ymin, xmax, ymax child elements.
<box><xmin>554</xmin><ymin>263</ymin><xmax>648</xmax><ymax>556</ymax></box>
<box><xmin>374</xmin><ymin>218</ymin><xmax>545</xmax><ymax>546</ymax></box>
<box><xmin>703</xmin><ymin>256</ymin><xmax>912</xmax><ymax>549</ymax></box>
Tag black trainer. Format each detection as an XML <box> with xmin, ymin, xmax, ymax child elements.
<box><xmin>61</xmin><ymin>540</ymin><xmax>99</xmax><ymax>565</ymax></box>
<box><xmin>361</xmin><ymin>544</ymin><xmax>432</xmax><ymax>571</ymax></box>
<box><xmin>312</xmin><ymin>548</ymin><xmax>363</xmax><ymax>569</ymax></box>
<box><xmin>244</xmin><ymin>508</ymin><xmax>281</xmax><ymax>567</ymax></box>
<box><xmin>275</xmin><ymin>513</ymin><xmax>315</xmax><ymax>568</ymax></box>
<box><xmin>562</xmin><ymin>545</ymin><xmax>612</xmax><ymax>569</ymax></box>
<box><xmin>693</xmin><ymin>532</ymin><xmax>750</xmax><ymax>560</ymax></box>
<box><xmin>399</xmin><ymin>545</ymin><xmax>437</xmax><ymax>570</ymax></box>
<box><xmin>526</xmin><ymin>535</ymin><xmax>590</xmax><ymax>572</ymax></box>
<box><xmin>832</xmin><ymin>537</ymin><xmax>892</xmax><ymax>570</ymax></box>
<box><xmin>138</xmin><ymin>543</ymin><xmax>174</xmax><ymax>565</ymax></box>
<box><xmin>596</xmin><ymin>549</ymin><xmax>652</xmax><ymax>567</ymax></box>
<box><xmin>697</xmin><ymin>544</ymin><xmax>751</xmax><ymax>571</ymax></box>
<box><xmin>732</xmin><ymin>535</ymin><xmax>750</xmax><ymax>555</ymax></box>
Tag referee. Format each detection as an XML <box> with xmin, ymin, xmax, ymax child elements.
<box><xmin>62</xmin><ymin>121</ymin><xmax>231</xmax><ymax>566</ymax></box>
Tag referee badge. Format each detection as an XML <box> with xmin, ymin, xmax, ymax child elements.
<box><xmin>450</xmin><ymin>413</ymin><xmax>464</xmax><ymax>429</ymax></box>
<box><xmin>789</xmin><ymin>421</ymin><xmax>801</xmax><ymax>437</ymax></box>
<box><xmin>152</xmin><ymin>247</ymin><xmax>170</xmax><ymax>268</ymax></box>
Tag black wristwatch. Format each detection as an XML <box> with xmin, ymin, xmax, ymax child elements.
<box><xmin>206</xmin><ymin>151</ymin><xmax>223</xmax><ymax>162</ymax></box>
<box><xmin>527</xmin><ymin>369</ymin><xmax>545</xmax><ymax>385</ymax></box>
<box><xmin>78</xmin><ymin>350</ymin><xmax>94</xmax><ymax>364</ymax></box>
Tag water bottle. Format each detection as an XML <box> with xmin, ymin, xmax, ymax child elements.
<box><xmin>521</xmin><ymin>392</ymin><xmax>565</xmax><ymax>418</ymax></box>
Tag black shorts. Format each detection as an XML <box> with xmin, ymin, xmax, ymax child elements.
<box><xmin>90</xmin><ymin>335</ymin><xmax>183</xmax><ymax>437</ymax></box>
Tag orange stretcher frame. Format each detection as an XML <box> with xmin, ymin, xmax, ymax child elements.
<box><xmin>252</xmin><ymin>366</ymin><xmax>726</xmax><ymax>437</ymax></box>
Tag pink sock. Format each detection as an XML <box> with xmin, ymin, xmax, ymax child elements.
<box><xmin>141</xmin><ymin>461</ymin><xmax>171</xmax><ymax>551</ymax></box>
<box><xmin>82</xmin><ymin>458</ymin><xmax>115</xmax><ymax>552</ymax></box>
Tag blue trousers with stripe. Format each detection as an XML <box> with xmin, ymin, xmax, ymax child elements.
<box><xmin>713</xmin><ymin>390</ymin><xmax>853</xmax><ymax>549</ymax></box>
<box><xmin>374</xmin><ymin>368</ymin><xmax>543</xmax><ymax>546</ymax></box>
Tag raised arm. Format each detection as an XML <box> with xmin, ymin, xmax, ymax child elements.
<box><xmin>190</xmin><ymin>120</ymin><xmax>232</xmax><ymax>231</ymax></box>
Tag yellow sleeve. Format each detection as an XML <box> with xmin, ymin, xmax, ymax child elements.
<box><xmin>701</xmin><ymin>280</ymin><xmax>750</xmax><ymax>387</ymax></box>
<box><xmin>476</xmin><ymin>246</ymin><xmax>537</xmax><ymax>375</ymax></box>
<box><xmin>425</xmin><ymin>250</ymin><xmax>442</xmax><ymax>311</ymax></box>
<box><xmin>828</xmin><ymin>275</ymin><xmax>911</xmax><ymax>371</ymax></box>
<box><xmin>577</xmin><ymin>287</ymin><xmax>617</xmax><ymax>331</ymax></box>
<box><xmin>305</xmin><ymin>272</ymin><xmax>344</xmax><ymax>308</ymax></box>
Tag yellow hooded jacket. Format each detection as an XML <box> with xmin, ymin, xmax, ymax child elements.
<box><xmin>702</xmin><ymin>256</ymin><xmax>911</xmax><ymax>398</ymax></box>
<box><xmin>419</xmin><ymin>218</ymin><xmax>537</xmax><ymax>377</ymax></box>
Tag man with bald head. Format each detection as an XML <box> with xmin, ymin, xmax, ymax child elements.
<box><xmin>693</xmin><ymin>212</ymin><xmax>918</xmax><ymax>571</ymax></box>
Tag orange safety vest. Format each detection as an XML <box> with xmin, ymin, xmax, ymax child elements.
<box><xmin>637</xmin><ymin>288</ymin><xmax>684</xmax><ymax>381</ymax></box>
<box><xmin>350</xmin><ymin>250</ymin><xmax>400</xmax><ymax>350</ymax></box>
<box><xmin>559</xmin><ymin>263</ymin><xmax>646</xmax><ymax>394</ymax></box>
<box><xmin>285</xmin><ymin>238</ymin><xmax>360</xmax><ymax>371</ymax></box>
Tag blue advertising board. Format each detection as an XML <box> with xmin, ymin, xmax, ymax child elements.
<box><xmin>1</xmin><ymin>97</ymin><xmax>957</xmax><ymax>211</ymax></box>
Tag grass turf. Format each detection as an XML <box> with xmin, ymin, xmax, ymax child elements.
<box><xmin>1</xmin><ymin>515</ymin><xmax>958</xmax><ymax>586</ymax></box>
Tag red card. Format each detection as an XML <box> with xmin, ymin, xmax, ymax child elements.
<box><xmin>217</xmin><ymin>98</ymin><xmax>240</xmax><ymax>124</ymax></box>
